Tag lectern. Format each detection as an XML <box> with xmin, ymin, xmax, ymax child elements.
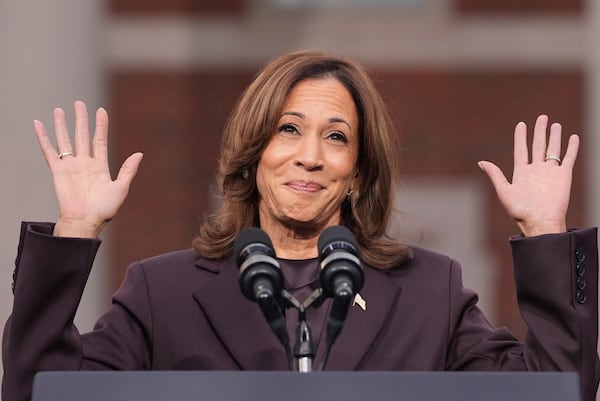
<box><xmin>31</xmin><ymin>371</ymin><xmax>581</xmax><ymax>401</ymax></box>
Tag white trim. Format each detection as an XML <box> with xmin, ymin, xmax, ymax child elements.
<box><xmin>104</xmin><ymin>14</ymin><xmax>583</xmax><ymax>70</ymax></box>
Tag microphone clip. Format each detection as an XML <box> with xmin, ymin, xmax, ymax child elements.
<box><xmin>279</xmin><ymin>288</ymin><xmax>326</xmax><ymax>372</ymax></box>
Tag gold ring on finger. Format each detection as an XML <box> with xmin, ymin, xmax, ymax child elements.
<box><xmin>58</xmin><ymin>151</ymin><xmax>74</xmax><ymax>159</ymax></box>
<box><xmin>544</xmin><ymin>155</ymin><xmax>562</xmax><ymax>166</ymax></box>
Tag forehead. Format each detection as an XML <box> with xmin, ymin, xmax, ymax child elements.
<box><xmin>282</xmin><ymin>78</ymin><xmax>358</xmax><ymax>119</ymax></box>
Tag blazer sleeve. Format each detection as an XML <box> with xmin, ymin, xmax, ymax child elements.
<box><xmin>511</xmin><ymin>228</ymin><xmax>600</xmax><ymax>401</ymax></box>
<box><xmin>2</xmin><ymin>222</ymin><xmax>153</xmax><ymax>401</ymax></box>
<box><xmin>446</xmin><ymin>228</ymin><xmax>599</xmax><ymax>401</ymax></box>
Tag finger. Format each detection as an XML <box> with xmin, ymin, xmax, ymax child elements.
<box><xmin>33</xmin><ymin>120</ymin><xmax>60</xmax><ymax>167</ymax></box>
<box><xmin>74</xmin><ymin>100</ymin><xmax>90</xmax><ymax>157</ymax></box>
<box><xmin>92</xmin><ymin>107</ymin><xmax>109</xmax><ymax>161</ymax></box>
<box><xmin>478</xmin><ymin>160</ymin><xmax>510</xmax><ymax>193</ymax></box>
<box><xmin>115</xmin><ymin>152</ymin><xmax>144</xmax><ymax>189</ymax></box>
<box><xmin>545</xmin><ymin>122</ymin><xmax>562</xmax><ymax>165</ymax></box>
<box><xmin>561</xmin><ymin>134</ymin><xmax>579</xmax><ymax>169</ymax></box>
<box><xmin>531</xmin><ymin>114</ymin><xmax>548</xmax><ymax>163</ymax></box>
<box><xmin>513</xmin><ymin>121</ymin><xmax>529</xmax><ymax>169</ymax></box>
<box><xmin>53</xmin><ymin>107</ymin><xmax>73</xmax><ymax>155</ymax></box>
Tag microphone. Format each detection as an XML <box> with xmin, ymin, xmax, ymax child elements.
<box><xmin>318</xmin><ymin>225</ymin><xmax>364</xmax><ymax>357</ymax></box>
<box><xmin>234</xmin><ymin>227</ymin><xmax>290</xmax><ymax>358</ymax></box>
<box><xmin>318</xmin><ymin>225</ymin><xmax>364</xmax><ymax>299</ymax></box>
<box><xmin>235</xmin><ymin>227</ymin><xmax>283</xmax><ymax>302</ymax></box>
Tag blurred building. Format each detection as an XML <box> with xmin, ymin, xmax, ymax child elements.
<box><xmin>104</xmin><ymin>0</ymin><xmax>592</xmax><ymax>338</ymax></box>
<box><xmin>1</xmin><ymin>0</ymin><xmax>599</xmax><ymax>380</ymax></box>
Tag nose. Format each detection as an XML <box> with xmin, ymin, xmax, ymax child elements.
<box><xmin>294</xmin><ymin>133</ymin><xmax>324</xmax><ymax>171</ymax></box>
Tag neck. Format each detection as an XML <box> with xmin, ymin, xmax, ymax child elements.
<box><xmin>260</xmin><ymin>221</ymin><xmax>326</xmax><ymax>259</ymax></box>
<box><xmin>271</xmin><ymin>227</ymin><xmax>320</xmax><ymax>260</ymax></box>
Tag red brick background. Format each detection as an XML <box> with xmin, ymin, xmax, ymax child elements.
<box><xmin>108</xmin><ymin>71</ymin><xmax>253</xmax><ymax>287</ymax></box>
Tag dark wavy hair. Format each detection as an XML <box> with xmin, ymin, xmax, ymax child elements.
<box><xmin>193</xmin><ymin>50</ymin><xmax>411</xmax><ymax>269</ymax></box>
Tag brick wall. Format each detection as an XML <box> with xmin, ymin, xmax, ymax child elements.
<box><xmin>109</xmin><ymin>71</ymin><xmax>252</xmax><ymax>287</ymax></box>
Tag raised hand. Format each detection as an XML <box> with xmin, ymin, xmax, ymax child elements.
<box><xmin>478</xmin><ymin>115</ymin><xmax>579</xmax><ymax>237</ymax></box>
<box><xmin>34</xmin><ymin>101</ymin><xmax>143</xmax><ymax>238</ymax></box>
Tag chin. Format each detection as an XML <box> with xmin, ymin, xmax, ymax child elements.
<box><xmin>281</xmin><ymin>216</ymin><xmax>322</xmax><ymax>230</ymax></box>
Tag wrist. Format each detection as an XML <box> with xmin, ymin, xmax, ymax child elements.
<box><xmin>53</xmin><ymin>219</ymin><xmax>105</xmax><ymax>238</ymax></box>
<box><xmin>518</xmin><ymin>220</ymin><xmax>567</xmax><ymax>237</ymax></box>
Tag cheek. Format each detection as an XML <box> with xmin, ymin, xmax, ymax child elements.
<box><xmin>334</xmin><ymin>154</ymin><xmax>359</xmax><ymax>184</ymax></box>
<box><xmin>255</xmin><ymin>164</ymin><xmax>269</xmax><ymax>199</ymax></box>
<box><xmin>259</xmin><ymin>142</ymin><xmax>286</xmax><ymax>171</ymax></box>
<box><xmin>255</xmin><ymin>156</ymin><xmax>280</xmax><ymax>202</ymax></box>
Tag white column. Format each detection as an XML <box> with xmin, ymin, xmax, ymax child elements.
<box><xmin>586</xmin><ymin>0</ymin><xmax>600</xmax><ymax>226</ymax></box>
<box><xmin>584</xmin><ymin>1</ymin><xmax>600</xmax><ymax>400</ymax></box>
<box><xmin>0</xmin><ymin>0</ymin><xmax>108</xmax><ymax>350</ymax></box>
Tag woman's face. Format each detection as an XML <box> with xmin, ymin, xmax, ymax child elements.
<box><xmin>256</xmin><ymin>77</ymin><xmax>359</xmax><ymax>233</ymax></box>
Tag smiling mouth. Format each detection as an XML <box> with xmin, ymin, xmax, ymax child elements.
<box><xmin>286</xmin><ymin>180</ymin><xmax>324</xmax><ymax>193</ymax></box>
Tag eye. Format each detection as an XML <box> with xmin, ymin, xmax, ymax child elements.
<box><xmin>277</xmin><ymin>123</ymin><xmax>299</xmax><ymax>135</ymax></box>
<box><xmin>327</xmin><ymin>131</ymin><xmax>348</xmax><ymax>144</ymax></box>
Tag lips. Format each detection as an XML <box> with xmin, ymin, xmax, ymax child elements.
<box><xmin>286</xmin><ymin>180</ymin><xmax>324</xmax><ymax>192</ymax></box>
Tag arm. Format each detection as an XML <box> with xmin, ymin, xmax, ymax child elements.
<box><xmin>445</xmin><ymin>229</ymin><xmax>599</xmax><ymax>401</ymax></box>
<box><xmin>476</xmin><ymin>115</ymin><xmax>599</xmax><ymax>400</ymax></box>
<box><xmin>2</xmin><ymin>101</ymin><xmax>144</xmax><ymax>401</ymax></box>
<box><xmin>512</xmin><ymin>228</ymin><xmax>600</xmax><ymax>401</ymax></box>
<box><xmin>2</xmin><ymin>222</ymin><xmax>154</xmax><ymax>401</ymax></box>
<box><xmin>2</xmin><ymin>222</ymin><xmax>100</xmax><ymax>401</ymax></box>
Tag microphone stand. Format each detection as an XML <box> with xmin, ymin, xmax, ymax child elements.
<box><xmin>294</xmin><ymin>313</ymin><xmax>313</xmax><ymax>372</ymax></box>
<box><xmin>280</xmin><ymin>288</ymin><xmax>325</xmax><ymax>372</ymax></box>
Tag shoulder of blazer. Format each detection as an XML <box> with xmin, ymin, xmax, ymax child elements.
<box><xmin>377</xmin><ymin>245</ymin><xmax>456</xmax><ymax>281</ymax></box>
<box><xmin>133</xmin><ymin>248</ymin><xmax>234</xmax><ymax>275</ymax></box>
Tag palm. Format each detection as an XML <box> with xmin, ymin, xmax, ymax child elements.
<box><xmin>52</xmin><ymin>157</ymin><xmax>128</xmax><ymax>225</ymax></box>
<box><xmin>500</xmin><ymin>162</ymin><xmax>572</xmax><ymax>228</ymax></box>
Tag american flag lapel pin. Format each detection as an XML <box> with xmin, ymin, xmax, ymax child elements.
<box><xmin>352</xmin><ymin>293</ymin><xmax>366</xmax><ymax>311</ymax></box>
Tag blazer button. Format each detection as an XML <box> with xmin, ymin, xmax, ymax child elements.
<box><xmin>576</xmin><ymin>262</ymin><xmax>585</xmax><ymax>277</ymax></box>
<box><xmin>577</xmin><ymin>276</ymin><xmax>586</xmax><ymax>290</ymax></box>
<box><xmin>576</xmin><ymin>290</ymin><xmax>587</xmax><ymax>304</ymax></box>
<box><xmin>575</xmin><ymin>247</ymin><xmax>586</xmax><ymax>262</ymax></box>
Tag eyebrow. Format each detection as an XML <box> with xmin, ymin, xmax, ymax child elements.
<box><xmin>281</xmin><ymin>111</ymin><xmax>353</xmax><ymax>131</ymax></box>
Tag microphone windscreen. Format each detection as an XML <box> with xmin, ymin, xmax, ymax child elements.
<box><xmin>234</xmin><ymin>227</ymin><xmax>274</xmax><ymax>263</ymax></box>
<box><xmin>317</xmin><ymin>225</ymin><xmax>358</xmax><ymax>257</ymax></box>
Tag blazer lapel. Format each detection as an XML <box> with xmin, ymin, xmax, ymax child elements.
<box><xmin>192</xmin><ymin>257</ymin><xmax>401</xmax><ymax>372</ymax></box>
<box><xmin>192</xmin><ymin>256</ymin><xmax>289</xmax><ymax>370</ymax></box>
<box><xmin>325</xmin><ymin>266</ymin><xmax>401</xmax><ymax>370</ymax></box>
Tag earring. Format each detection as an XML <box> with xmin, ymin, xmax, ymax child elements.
<box><xmin>242</xmin><ymin>169</ymin><xmax>249</xmax><ymax>179</ymax></box>
<box><xmin>347</xmin><ymin>189</ymin><xmax>353</xmax><ymax>198</ymax></box>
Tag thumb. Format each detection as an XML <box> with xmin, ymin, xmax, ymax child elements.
<box><xmin>478</xmin><ymin>160</ymin><xmax>509</xmax><ymax>195</ymax></box>
<box><xmin>115</xmin><ymin>152</ymin><xmax>144</xmax><ymax>188</ymax></box>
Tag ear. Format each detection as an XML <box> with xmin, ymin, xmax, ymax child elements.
<box><xmin>348</xmin><ymin>176</ymin><xmax>358</xmax><ymax>198</ymax></box>
<box><xmin>351</xmin><ymin>167</ymin><xmax>359</xmax><ymax>186</ymax></box>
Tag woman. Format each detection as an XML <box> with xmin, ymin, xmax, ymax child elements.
<box><xmin>3</xmin><ymin>50</ymin><xmax>599</xmax><ymax>401</ymax></box>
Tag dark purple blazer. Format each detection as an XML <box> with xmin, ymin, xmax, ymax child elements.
<box><xmin>3</xmin><ymin>222</ymin><xmax>600</xmax><ymax>401</ymax></box>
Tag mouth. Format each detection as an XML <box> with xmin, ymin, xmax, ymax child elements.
<box><xmin>286</xmin><ymin>180</ymin><xmax>324</xmax><ymax>193</ymax></box>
